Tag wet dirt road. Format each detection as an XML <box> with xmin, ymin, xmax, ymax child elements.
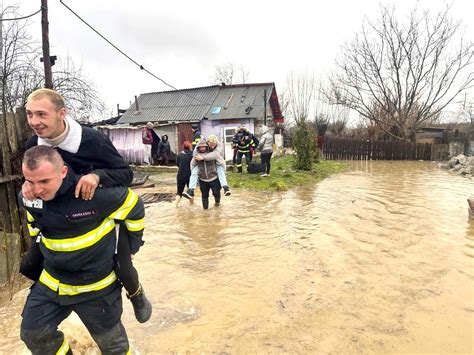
<box><xmin>1</xmin><ymin>161</ymin><xmax>473</xmax><ymax>354</ymax></box>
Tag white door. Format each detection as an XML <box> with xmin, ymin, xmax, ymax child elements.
<box><xmin>222</xmin><ymin>127</ymin><xmax>238</xmax><ymax>161</ymax></box>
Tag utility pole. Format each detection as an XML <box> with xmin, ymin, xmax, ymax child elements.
<box><xmin>41</xmin><ymin>0</ymin><xmax>53</xmax><ymax>88</ymax></box>
<box><xmin>263</xmin><ymin>89</ymin><xmax>267</xmax><ymax>125</ymax></box>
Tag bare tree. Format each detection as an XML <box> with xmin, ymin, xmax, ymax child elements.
<box><xmin>312</xmin><ymin>113</ymin><xmax>329</xmax><ymax>136</ymax></box>
<box><xmin>52</xmin><ymin>57</ymin><xmax>106</xmax><ymax>122</ymax></box>
<box><xmin>1</xmin><ymin>5</ymin><xmax>40</xmax><ymax>114</ymax></box>
<box><xmin>326</xmin><ymin>5</ymin><xmax>474</xmax><ymax>141</ymax></box>
<box><xmin>314</xmin><ymin>86</ymin><xmax>350</xmax><ymax>136</ymax></box>
<box><xmin>212</xmin><ymin>62</ymin><xmax>249</xmax><ymax>85</ymax></box>
<box><xmin>286</xmin><ymin>71</ymin><xmax>315</xmax><ymax>124</ymax></box>
<box><xmin>1</xmin><ymin>5</ymin><xmax>106</xmax><ymax>122</ymax></box>
<box><xmin>278</xmin><ymin>88</ymin><xmax>290</xmax><ymax>117</ymax></box>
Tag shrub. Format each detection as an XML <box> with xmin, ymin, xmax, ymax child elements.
<box><xmin>292</xmin><ymin>121</ymin><xmax>317</xmax><ymax>171</ymax></box>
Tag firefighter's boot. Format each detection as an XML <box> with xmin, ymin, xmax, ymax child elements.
<box><xmin>127</xmin><ymin>284</ymin><xmax>152</xmax><ymax>323</ymax></box>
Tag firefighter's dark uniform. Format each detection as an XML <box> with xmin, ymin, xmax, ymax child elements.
<box><xmin>191</xmin><ymin>129</ymin><xmax>202</xmax><ymax>150</ymax></box>
<box><xmin>19</xmin><ymin>169</ymin><xmax>144</xmax><ymax>355</ymax></box>
<box><xmin>232</xmin><ymin>129</ymin><xmax>255</xmax><ymax>173</ymax></box>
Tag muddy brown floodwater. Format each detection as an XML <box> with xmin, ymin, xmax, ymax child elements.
<box><xmin>1</xmin><ymin>161</ymin><xmax>473</xmax><ymax>354</ymax></box>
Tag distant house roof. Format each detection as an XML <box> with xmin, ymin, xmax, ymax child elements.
<box><xmin>117</xmin><ymin>83</ymin><xmax>283</xmax><ymax>125</ymax></box>
<box><xmin>90</xmin><ymin>115</ymin><xmax>122</xmax><ymax>126</ymax></box>
<box><xmin>204</xmin><ymin>83</ymin><xmax>283</xmax><ymax>122</ymax></box>
<box><xmin>118</xmin><ymin>85</ymin><xmax>220</xmax><ymax>125</ymax></box>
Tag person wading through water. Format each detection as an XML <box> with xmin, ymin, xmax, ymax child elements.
<box><xmin>22</xmin><ymin>88</ymin><xmax>152</xmax><ymax>324</ymax></box>
<box><xmin>19</xmin><ymin>146</ymin><xmax>146</xmax><ymax>354</ymax></box>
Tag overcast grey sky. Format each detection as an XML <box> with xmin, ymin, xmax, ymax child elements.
<box><xmin>9</xmin><ymin>0</ymin><xmax>474</xmax><ymax>118</ymax></box>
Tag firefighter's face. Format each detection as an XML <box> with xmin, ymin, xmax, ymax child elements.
<box><xmin>22</xmin><ymin>160</ymin><xmax>68</xmax><ymax>201</ymax></box>
<box><xmin>26</xmin><ymin>97</ymin><xmax>66</xmax><ymax>139</ymax></box>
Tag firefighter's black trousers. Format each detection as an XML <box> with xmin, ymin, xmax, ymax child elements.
<box><xmin>21</xmin><ymin>283</ymin><xmax>129</xmax><ymax>354</ymax></box>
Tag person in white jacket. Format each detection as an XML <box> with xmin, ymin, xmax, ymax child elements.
<box><xmin>257</xmin><ymin>125</ymin><xmax>274</xmax><ymax>176</ymax></box>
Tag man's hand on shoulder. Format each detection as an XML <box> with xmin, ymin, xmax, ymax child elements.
<box><xmin>22</xmin><ymin>181</ymin><xmax>36</xmax><ymax>201</ymax></box>
<box><xmin>75</xmin><ymin>173</ymin><xmax>100</xmax><ymax>200</ymax></box>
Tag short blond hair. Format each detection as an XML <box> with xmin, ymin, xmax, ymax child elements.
<box><xmin>206</xmin><ymin>134</ymin><xmax>218</xmax><ymax>144</ymax></box>
<box><xmin>27</xmin><ymin>88</ymin><xmax>65</xmax><ymax>111</ymax></box>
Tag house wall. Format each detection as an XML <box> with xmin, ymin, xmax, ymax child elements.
<box><xmin>200</xmin><ymin>118</ymin><xmax>254</xmax><ymax>160</ymax></box>
<box><xmin>201</xmin><ymin>119</ymin><xmax>255</xmax><ymax>140</ymax></box>
<box><xmin>98</xmin><ymin>127</ymin><xmax>144</xmax><ymax>164</ymax></box>
<box><xmin>176</xmin><ymin>123</ymin><xmax>194</xmax><ymax>151</ymax></box>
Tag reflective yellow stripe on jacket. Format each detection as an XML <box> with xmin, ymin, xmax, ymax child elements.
<box><xmin>26</xmin><ymin>211</ymin><xmax>35</xmax><ymax>222</ymax></box>
<box><xmin>41</xmin><ymin>219</ymin><xmax>116</xmax><ymax>252</ymax></box>
<box><xmin>56</xmin><ymin>338</ymin><xmax>70</xmax><ymax>355</ymax></box>
<box><xmin>26</xmin><ymin>211</ymin><xmax>40</xmax><ymax>237</ymax></box>
<box><xmin>40</xmin><ymin>189</ymin><xmax>139</xmax><ymax>252</ymax></box>
<box><xmin>125</xmin><ymin>218</ymin><xmax>144</xmax><ymax>232</ymax></box>
<box><xmin>109</xmin><ymin>188</ymin><xmax>138</xmax><ymax>220</ymax></box>
<box><xmin>28</xmin><ymin>223</ymin><xmax>40</xmax><ymax>237</ymax></box>
<box><xmin>40</xmin><ymin>269</ymin><xmax>117</xmax><ymax>296</ymax></box>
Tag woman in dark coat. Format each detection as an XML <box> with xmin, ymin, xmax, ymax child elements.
<box><xmin>157</xmin><ymin>134</ymin><xmax>171</xmax><ymax>165</ymax></box>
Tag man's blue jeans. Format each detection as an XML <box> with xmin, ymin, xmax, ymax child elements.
<box><xmin>189</xmin><ymin>165</ymin><xmax>227</xmax><ymax>189</ymax></box>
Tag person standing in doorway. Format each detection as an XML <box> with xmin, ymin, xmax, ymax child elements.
<box><xmin>258</xmin><ymin>125</ymin><xmax>274</xmax><ymax>176</ymax></box>
<box><xmin>157</xmin><ymin>134</ymin><xmax>171</xmax><ymax>165</ymax></box>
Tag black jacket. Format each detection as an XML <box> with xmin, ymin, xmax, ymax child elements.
<box><xmin>157</xmin><ymin>138</ymin><xmax>171</xmax><ymax>154</ymax></box>
<box><xmin>176</xmin><ymin>150</ymin><xmax>192</xmax><ymax>182</ymax></box>
<box><xmin>26</xmin><ymin>124</ymin><xmax>133</xmax><ymax>188</ymax></box>
<box><xmin>20</xmin><ymin>168</ymin><xmax>145</xmax><ymax>305</ymax></box>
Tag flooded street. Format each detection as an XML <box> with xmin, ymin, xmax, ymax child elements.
<box><xmin>1</xmin><ymin>161</ymin><xmax>473</xmax><ymax>354</ymax></box>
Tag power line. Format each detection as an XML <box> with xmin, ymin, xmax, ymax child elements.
<box><xmin>58</xmin><ymin>0</ymin><xmax>213</xmax><ymax>106</ymax></box>
<box><xmin>0</xmin><ymin>8</ymin><xmax>42</xmax><ymax>21</ymax></box>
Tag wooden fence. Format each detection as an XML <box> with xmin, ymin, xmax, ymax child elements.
<box><xmin>0</xmin><ymin>109</ymin><xmax>31</xmax><ymax>287</ymax></box>
<box><xmin>323</xmin><ymin>137</ymin><xmax>432</xmax><ymax>160</ymax></box>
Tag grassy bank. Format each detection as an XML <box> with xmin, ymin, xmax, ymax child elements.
<box><xmin>227</xmin><ymin>155</ymin><xmax>348</xmax><ymax>191</ymax></box>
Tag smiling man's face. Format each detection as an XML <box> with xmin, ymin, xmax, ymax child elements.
<box><xmin>26</xmin><ymin>97</ymin><xmax>66</xmax><ymax>139</ymax></box>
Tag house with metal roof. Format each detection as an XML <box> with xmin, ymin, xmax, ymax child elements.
<box><xmin>104</xmin><ymin>83</ymin><xmax>284</xmax><ymax>163</ymax></box>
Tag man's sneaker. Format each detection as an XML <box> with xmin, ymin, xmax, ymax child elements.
<box><xmin>128</xmin><ymin>284</ymin><xmax>152</xmax><ymax>323</ymax></box>
<box><xmin>260</xmin><ymin>173</ymin><xmax>268</xmax><ymax>177</ymax></box>
<box><xmin>183</xmin><ymin>188</ymin><xmax>194</xmax><ymax>199</ymax></box>
<box><xmin>223</xmin><ymin>186</ymin><xmax>231</xmax><ymax>196</ymax></box>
